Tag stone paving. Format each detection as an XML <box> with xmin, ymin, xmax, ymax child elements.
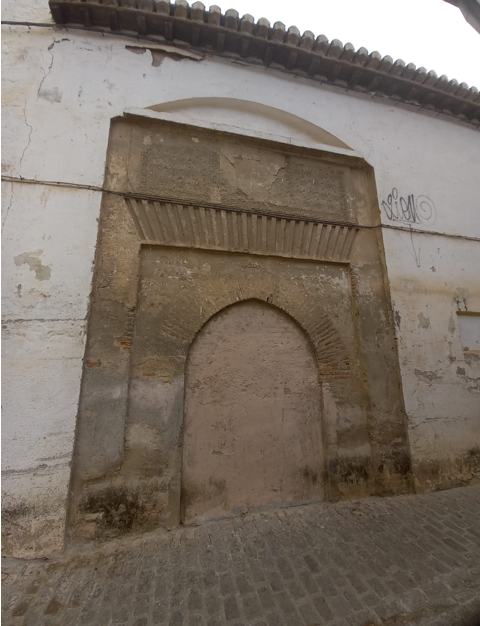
<box><xmin>2</xmin><ymin>485</ymin><xmax>480</xmax><ymax>626</ymax></box>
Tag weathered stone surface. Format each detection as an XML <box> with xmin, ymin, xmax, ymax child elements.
<box><xmin>69</xmin><ymin>115</ymin><xmax>410</xmax><ymax>544</ymax></box>
<box><xmin>137</xmin><ymin>126</ymin><xmax>351</xmax><ymax>222</ymax></box>
<box><xmin>125</xmin><ymin>197</ymin><xmax>360</xmax><ymax>263</ymax></box>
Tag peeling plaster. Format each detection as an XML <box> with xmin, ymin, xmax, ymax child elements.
<box><xmin>448</xmin><ymin>314</ymin><xmax>456</xmax><ymax>334</ymax></box>
<box><xmin>414</xmin><ymin>369</ymin><xmax>442</xmax><ymax>383</ymax></box>
<box><xmin>456</xmin><ymin>366</ymin><xmax>480</xmax><ymax>391</ymax></box>
<box><xmin>418</xmin><ymin>312</ymin><xmax>431</xmax><ymax>329</ymax></box>
<box><xmin>38</xmin><ymin>87</ymin><xmax>62</xmax><ymax>103</ymax></box>
<box><xmin>454</xmin><ymin>287</ymin><xmax>469</xmax><ymax>312</ymax></box>
<box><xmin>14</xmin><ymin>250</ymin><xmax>52</xmax><ymax>281</ymax></box>
<box><xmin>125</xmin><ymin>44</ymin><xmax>204</xmax><ymax>65</ymax></box>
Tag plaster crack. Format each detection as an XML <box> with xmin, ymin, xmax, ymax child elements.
<box><xmin>2</xmin><ymin>177</ymin><xmax>15</xmax><ymax>232</ymax></box>
<box><xmin>347</xmin><ymin>119</ymin><xmax>373</xmax><ymax>161</ymax></box>
<box><xmin>17</xmin><ymin>36</ymin><xmax>59</xmax><ymax>178</ymax></box>
<box><xmin>36</xmin><ymin>39</ymin><xmax>56</xmax><ymax>100</ymax></box>
<box><xmin>409</xmin><ymin>225</ymin><xmax>421</xmax><ymax>268</ymax></box>
<box><xmin>18</xmin><ymin>105</ymin><xmax>33</xmax><ymax>174</ymax></box>
<box><xmin>264</xmin><ymin>163</ymin><xmax>287</xmax><ymax>193</ymax></box>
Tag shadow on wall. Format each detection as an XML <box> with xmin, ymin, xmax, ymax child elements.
<box><xmin>148</xmin><ymin>97</ymin><xmax>352</xmax><ymax>149</ymax></box>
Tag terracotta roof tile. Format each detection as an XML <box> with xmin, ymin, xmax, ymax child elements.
<box><xmin>49</xmin><ymin>0</ymin><xmax>480</xmax><ymax>126</ymax></box>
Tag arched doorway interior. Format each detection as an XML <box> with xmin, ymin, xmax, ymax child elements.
<box><xmin>181</xmin><ymin>300</ymin><xmax>324</xmax><ymax>523</ymax></box>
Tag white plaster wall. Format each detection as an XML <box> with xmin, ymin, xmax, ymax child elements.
<box><xmin>1</xmin><ymin>0</ymin><xmax>52</xmax><ymax>23</ymax></box>
<box><xmin>383</xmin><ymin>230</ymin><xmax>480</xmax><ymax>484</ymax></box>
<box><xmin>2</xmin><ymin>4</ymin><xmax>480</xmax><ymax>555</ymax></box>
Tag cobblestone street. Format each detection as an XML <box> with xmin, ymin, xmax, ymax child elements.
<box><xmin>2</xmin><ymin>485</ymin><xmax>480</xmax><ymax>626</ymax></box>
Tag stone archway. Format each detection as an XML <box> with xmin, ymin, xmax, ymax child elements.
<box><xmin>68</xmin><ymin>115</ymin><xmax>412</xmax><ymax>544</ymax></box>
<box><xmin>181</xmin><ymin>299</ymin><xmax>324</xmax><ymax>524</ymax></box>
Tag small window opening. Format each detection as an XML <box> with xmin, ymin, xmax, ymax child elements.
<box><xmin>457</xmin><ymin>312</ymin><xmax>480</xmax><ymax>354</ymax></box>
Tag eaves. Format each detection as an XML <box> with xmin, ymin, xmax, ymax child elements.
<box><xmin>48</xmin><ymin>0</ymin><xmax>480</xmax><ymax>128</ymax></box>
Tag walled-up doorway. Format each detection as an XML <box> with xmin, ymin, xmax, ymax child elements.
<box><xmin>182</xmin><ymin>300</ymin><xmax>324</xmax><ymax>523</ymax></box>
<box><xmin>69</xmin><ymin>116</ymin><xmax>412</xmax><ymax>544</ymax></box>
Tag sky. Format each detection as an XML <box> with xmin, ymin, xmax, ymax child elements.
<box><xmin>214</xmin><ymin>0</ymin><xmax>480</xmax><ymax>88</ymax></box>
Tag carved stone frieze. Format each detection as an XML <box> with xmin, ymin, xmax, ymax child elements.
<box><xmin>125</xmin><ymin>197</ymin><xmax>360</xmax><ymax>263</ymax></box>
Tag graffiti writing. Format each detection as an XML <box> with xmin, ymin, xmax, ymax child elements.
<box><xmin>381</xmin><ymin>188</ymin><xmax>436</xmax><ymax>226</ymax></box>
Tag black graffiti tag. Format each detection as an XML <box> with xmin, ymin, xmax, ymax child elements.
<box><xmin>381</xmin><ymin>188</ymin><xmax>436</xmax><ymax>226</ymax></box>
